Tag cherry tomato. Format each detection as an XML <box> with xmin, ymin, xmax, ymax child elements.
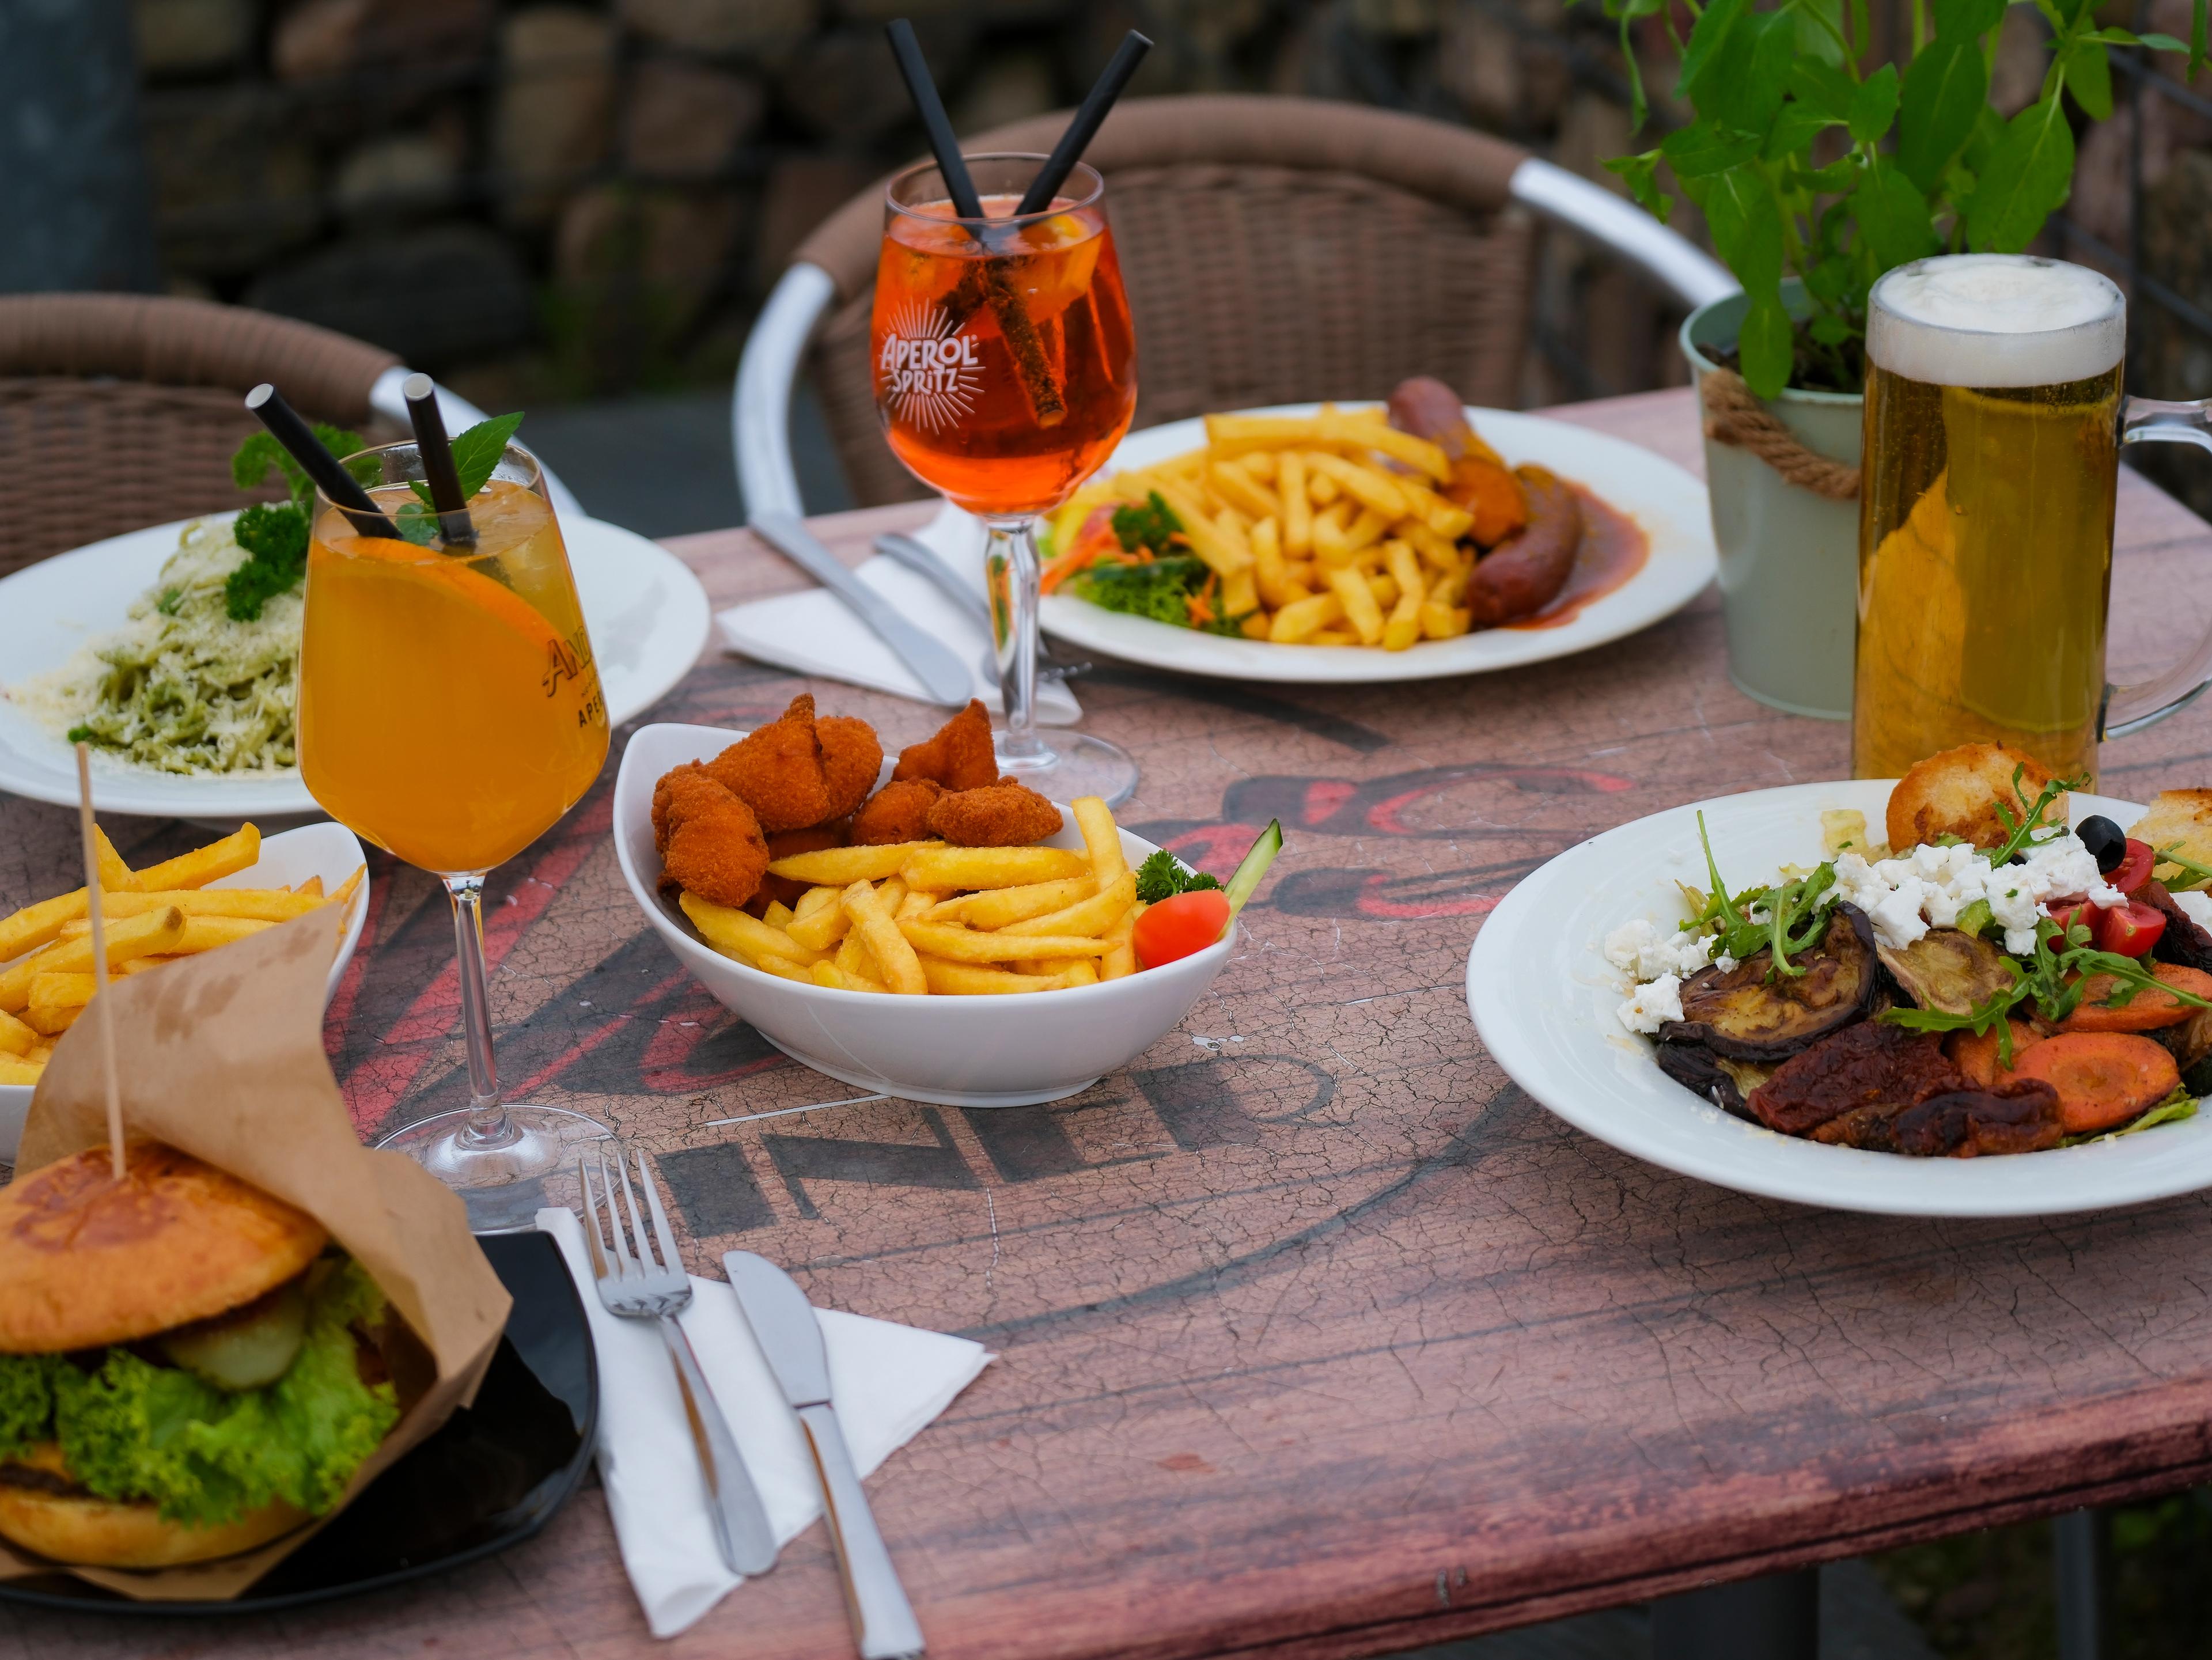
<box><xmin>2111</xmin><ymin>837</ymin><xmax>2157</xmax><ymax>895</ymax></box>
<box><xmin>2092</xmin><ymin>898</ymin><xmax>2166</xmax><ymax>958</ymax></box>
<box><xmin>2047</xmin><ymin>897</ymin><xmax>2096</xmax><ymax>941</ymax></box>
<box><xmin>1133</xmin><ymin>889</ymin><xmax>1232</xmax><ymax>968</ymax></box>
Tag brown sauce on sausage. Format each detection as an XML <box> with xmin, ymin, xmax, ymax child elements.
<box><xmin>1503</xmin><ymin>486</ymin><xmax>1649</xmax><ymax>631</ymax></box>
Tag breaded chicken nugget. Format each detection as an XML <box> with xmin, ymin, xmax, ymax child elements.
<box><xmin>652</xmin><ymin>761</ymin><xmax>711</xmax><ymax>855</ymax></box>
<box><xmin>654</xmin><ymin>767</ymin><xmax>768</xmax><ymax>908</ymax></box>
<box><xmin>708</xmin><ymin>694</ymin><xmax>834</xmax><ymax>832</ymax></box>
<box><xmin>749</xmin><ymin>821</ymin><xmax>852</xmax><ymax>915</ymax></box>
<box><xmin>892</xmin><ymin>699</ymin><xmax>998</xmax><ymax>791</ymax></box>
<box><xmin>817</xmin><ymin>714</ymin><xmax>883</xmax><ymax>819</ymax></box>
<box><xmin>927</xmin><ymin>779</ymin><xmax>1063</xmax><ymax>847</ymax></box>
<box><xmin>852</xmin><ymin>779</ymin><xmax>944</xmax><ymax>845</ymax></box>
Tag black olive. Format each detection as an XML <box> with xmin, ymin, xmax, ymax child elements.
<box><xmin>2078</xmin><ymin>814</ymin><xmax>2126</xmax><ymax>873</ymax></box>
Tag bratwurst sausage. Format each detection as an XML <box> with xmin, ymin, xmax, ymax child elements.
<box><xmin>1465</xmin><ymin>465</ymin><xmax>1584</xmax><ymax>626</ymax></box>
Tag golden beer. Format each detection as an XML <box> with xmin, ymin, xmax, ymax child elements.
<box><xmin>1852</xmin><ymin>256</ymin><xmax>2127</xmax><ymax>784</ymax></box>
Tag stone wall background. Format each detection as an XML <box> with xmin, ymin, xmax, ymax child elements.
<box><xmin>128</xmin><ymin>0</ymin><xmax>2212</xmax><ymax>506</ymax></box>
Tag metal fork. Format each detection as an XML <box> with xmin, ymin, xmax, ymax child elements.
<box><xmin>872</xmin><ymin>530</ymin><xmax>1088</xmax><ymax>684</ymax></box>
<box><xmin>579</xmin><ymin>1150</ymin><xmax>778</xmax><ymax>1576</ymax></box>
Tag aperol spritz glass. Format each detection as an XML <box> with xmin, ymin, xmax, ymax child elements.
<box><xmin>301</xmin><ymin>439</ymin><xmax>612</xmax><ymax>1229</ymax></box>
<box><xmin>872</xmin><ymin>153</ymin><xmax>1139</xmax><ymax>805</ymax></box>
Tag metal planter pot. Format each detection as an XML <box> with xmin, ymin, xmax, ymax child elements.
<box><xmin>1679</xmin><ymin>287</ymin><xmax>1861</xmax><ymax>721</ymax></box>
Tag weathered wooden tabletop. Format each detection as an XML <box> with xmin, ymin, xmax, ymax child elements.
<box><xmin>9</xmin><ymin>386</ymin><xmax>2212</xmax><ymax>1660</ymax></box>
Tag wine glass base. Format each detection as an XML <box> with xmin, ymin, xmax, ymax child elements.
<box><xmin>994</xmin><ymin>730</ymin><xmax>1139</xmax><ymax>808</ymax></box>
<box><xmin>376</xmin><ymin>1104</ymin><xmax>613</xmax><ymax>1234</ymax></box>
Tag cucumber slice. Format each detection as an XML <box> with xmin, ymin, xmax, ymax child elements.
<box><xmin>160</xmin><ymin>1278</ymin><xmax>308</xmax><ymax>1392</ymax></box>
<box><xmin>1222</xmin><ymin>819</ymin><xmax>1283</xmax><ymax>918</ymax></box>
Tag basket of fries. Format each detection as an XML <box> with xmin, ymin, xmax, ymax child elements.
<box><xmin>0</xmin><ymin>821</ymin><xmax>368</xmax><ymax>1161</ymax></box>
<box><xmin>613</xmin><ymin>713</ymin><xmax>1244</xmax><ymax>1108</ymax></box>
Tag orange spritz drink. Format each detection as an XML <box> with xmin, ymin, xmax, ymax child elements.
<box><xmin>301</xmin><ymin>432</ymin><xmax>609</xmax><ymax>1229</ymax></box>
<box><xmin>301</xmin><ymin>477</ymin><xmax>607</xmax><ymax>873</ymax></box>
<box><xmin>870</xmin><ymin>153</ymin><xmax>1139</xmax><ymax>805</ymax></box>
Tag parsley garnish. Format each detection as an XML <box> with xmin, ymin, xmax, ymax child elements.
<box><xmin>1134</xmin><ymin>850</ymin><xmax>1222</xmax><ymax>903</ymax></box>
<box><xmin>225</xmin><ymin>423</ymin><xmax>369</xmax><ymax>621</ymax></box>
<box><xmin>1111</xmin><ymin>491</ymin><xmax>1181</xmax><ymax>555</ymax></box>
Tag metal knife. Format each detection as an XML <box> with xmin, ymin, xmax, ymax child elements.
<box><xmin>724</xmin><ymin>1252</ymin><xmax>926</xmax><ymax>1660</ymax></box>
<box><xmin>750</xmin><ymin>511</ymin><xmax>972</xmax><ymax>707</ymax></box>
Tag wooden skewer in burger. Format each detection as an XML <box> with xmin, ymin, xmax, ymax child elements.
<box><xmin>0</xmin><ymin>1142</ymin><xmax>403</xmax><ymax>1567</ymax></box>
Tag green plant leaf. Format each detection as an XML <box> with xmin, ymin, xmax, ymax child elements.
<box><xmin>1677</xmin><ymin>0</ymin><xmax>1749</xmax><ymax>101</ymax></box>
<box><xmin>1808</xmin><ymin>313</ymin><xmax>1854</xmax><ymax>343</ymax></box>
<box><xmin>1960</xmin><ymin>100</ymin><xmax>2006</xmax><ymax>173</ymax></box>
<box><xmin>1897</xmin><ymin>34</ymin><xmax>1988</xmax><ymax>189</ymax></box>
<box><xmin>2135</xmin><ymin>31</ymin><xmax>2190</xmax><ymax>48</ymax></box>
<box><xmin>1787</xmin><ymin>57</ymin><xmax>1859</xmax><ymax>119</ymax></box>
<box><xmin>1662</xmin><ymin>120</ymin><xmax>1763</xmax><ymax>179</ymax></box>
<box><xmin>1766</xmin><ymin>105</ymin><xmax>1844</xmax><ymax>162</ymax></box>
<box><xmin>1604</xmin><ymin>151</ymin><xmax>1673</xmax><ymax>220</ymax></box>
<box><xmin>1721</xmin><ymin>12</ymin><xmax>1798</xmax><ymax>136</ymax></box>
<box><xmin>2194</xmin><ymin>0</ymin><xmax>2208</xmax><ymax>81</ymax></box>
<box><xmin>1738</xmin><ymin>289</ymin><xmax>1796</xmax><ymax>397</ymax></box>
<box><xmin>1966</xmin><ymin>92</ymin><xmax>2075</xmax><ymax>252</ymax></box>
<box><xmin>1794</xmin><ymin>0</ymin><xmax>1848</xmax><ymax>62</ymax></box>
<box><xmin>1703</xmin><ymin>161</ymin><xmax>1785</xmax><ymax>292</ymax></box>
<box><xmin>1847</xmin><ymin>62</ymin><xmax>1901</xmax><ymax>143</ymax></box>
<box><xmin>2060</xmin><ymin>36</ymin><xmax>2113</xmax><ymax>119</ymax></box>
<box><xmin>1857</xmin><ymin>158</ymin><xmax>1942</xmax><ymax>269</ymax></box>
<box><xmin>1933</xmin><ymin>0</ymin><xmax>2005</xmax><ymax>36</ymax></box>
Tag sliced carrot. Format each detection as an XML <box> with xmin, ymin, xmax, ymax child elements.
<box><xmin>2009</xmin><ymin>1032</ymin><xmax>2180</xmax><ymax>1134</ymax></box>
<box><xmin>1946</xmin><ymin>1020</ymin><xmax>2043</xmax><ymax>1087</ymax></box>
<box><xmin>2060</xmin><ymin>962</ymin><xmax>2212</xmax><ymax>1032</ymax></box>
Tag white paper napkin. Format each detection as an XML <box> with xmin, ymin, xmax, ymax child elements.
<box><xmin>537</xmin><ymin>1207</ymin><xmax>992</xmax><ymax>1639</ymax></box>
<box><xmin>715</xmin><ymin>508</ymin><xmax>1081</xmax><ymax>723</ymax></box>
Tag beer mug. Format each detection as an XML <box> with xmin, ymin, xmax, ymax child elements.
<box><xmin>1852</xmin><ymin>253</ymin><xmax>2212</xmax><ymax>786</ymax></box>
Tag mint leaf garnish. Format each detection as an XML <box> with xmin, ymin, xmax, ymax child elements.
<box><xmin>407</xmin><ymin>412</ymin><xmax>524</xmax><ymax>511</ymax></box>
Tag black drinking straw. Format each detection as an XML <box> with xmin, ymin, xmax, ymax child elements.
<box><xmin>885</xmin><ymin>20</ymin><xmax>985</xmax><ymax>221</ymax></box>
<box><xmin>1015</xmin><ymin>32</ymin><xmax>1151</xmax><ymax>215</ymax></box>
<box><xmin>244</xmin><ymin>384</ymin><xmax>397</xmax><ymax>539</ymax></box>
<box><xmin>401</xmin><ymin>372</ymin><xmax>477</xmax><ymax>547</ymax></box>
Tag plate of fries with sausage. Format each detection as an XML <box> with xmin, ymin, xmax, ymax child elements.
<box><xmin>909</xmin><ymin>379</ymin><xmax>1715</xmax><ymax>683</ymax></box>
<box><xmin>613</xmin><ymin>698</ymin><xmax>1279</xmax><ymax>1106</ymax></box>
<box><xmin>0</xmin><ymin>818</ymin><xmax>369</xmax><ymax>1160</ymax></box>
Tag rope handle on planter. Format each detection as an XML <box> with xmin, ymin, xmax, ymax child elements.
<box><xmin>1699</xmin><ymin>368</ymin><xmax>1861</xmax><ymax>502</ymax></box>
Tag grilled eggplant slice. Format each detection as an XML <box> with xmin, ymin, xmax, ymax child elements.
<box><xmin>1877</xmin><ymin>927</ymin><xmax>2016</xmax><ymax>1015</ymax></box>
<box><xmin>1655</xmin><ymin>1040</ymin><xmax>1750</xmax><ymax>1118</ymax></box>
<box><xmin>1661</xmin><ymin>904</ymin><xmax>1879</xmax><ymax>1060</ymax></box>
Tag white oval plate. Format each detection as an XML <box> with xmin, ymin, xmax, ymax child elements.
<box><xmin>1</xmin><ymin>819</ymin><xmax>370</xmax><ymax>1162</ymax></box>
<box><xmin>938</xmin><ymin>401</ymin><xmax>1715</xmax><ymax>684</ymax></box>
<box><xmin>1464</xmin><ymin>779</ymin><xmax>2212</xmax><ymax>1218</ymax></box>
<box><xmin>0</xmin><ymin>512</ymin><xmax>712</xmax><ymax>817</ymax></box>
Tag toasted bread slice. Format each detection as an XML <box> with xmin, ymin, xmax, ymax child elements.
<box><xmin>2129</xmin><ymin>789</ymin><xmax>2212</xmax><ymax>884</ymax></box>
<box><xmin>1885</xmin><ymin>742</ymin><xmax>2062</xmax><ymax>853</ymax></box>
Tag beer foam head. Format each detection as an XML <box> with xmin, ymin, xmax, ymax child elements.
<box><xmin>1868</xmin><ymin>255</ymin><xmax>2123</xmax><ymax>388</ymax></box>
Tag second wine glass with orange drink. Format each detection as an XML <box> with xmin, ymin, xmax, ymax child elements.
<box><xmin>300</xmin><ymin>423</ymin><xmax>611</xmax><ymax>1229</ymax></box>
<box><xmin>872</xmin><ymin>153</ymin><xmax>1141</xmax><ymax>805</ymax></box>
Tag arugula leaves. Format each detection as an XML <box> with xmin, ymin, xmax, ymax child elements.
<box><xmin>1690</xmin><ymin>812</ymin><xmax>1839</xmax><ymax>977</ymax></box>
<box><xmin>1984</xmin><ymin>763</ymin><xmax>2088</xmax><ymax>865</ymax></box>
<box><xmin>1134</xmin><ymin>850</ymin><xmax>1222</xmax><ymax>904</ymax></box>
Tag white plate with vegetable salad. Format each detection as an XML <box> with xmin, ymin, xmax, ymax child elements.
<box><xmin>910</xmin><ymin>393</ymin><xmax>1715</xmax><ymax>684</ymax></box>
<box><xmin>0</xmin><ymin>503</ymin><xmax>710</xmax><ymax>821</ymax></box>
<box><xmin>1469</xmin><ymin>745</ymin><xmax>2212</xmax><ymax>1218</ymax></box>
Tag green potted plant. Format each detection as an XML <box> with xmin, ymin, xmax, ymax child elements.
<box><xmin>1590</xmin><ymin>0</ymin><xmax>2206</xmax><ymax>718</ymax></box>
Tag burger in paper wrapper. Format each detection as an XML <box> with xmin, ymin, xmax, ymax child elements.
<box><xmin>0</xmin><ymin>1142</ymin><xmax>402</xmax><ymax>1567</ymax></box>
<box><xmin>0</xmin><ymin>909</ymin><xmax>510</xmax><ymax>1597</ymax></box>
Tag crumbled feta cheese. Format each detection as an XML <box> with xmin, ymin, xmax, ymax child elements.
<box><xmin>2175</xmin><ymin>890</ymin><xmax>2212</xmax><ymax>933</ymax></box>
<box><xmin>1618</xmin><ymin>972</ymin><xmax>1684</xmax><ymax>1034</ymax></box>
<box><xmin>1821</xmin><ymin>832</ymin><xmax>2125</xmax><ymax>954</ymax></box>
<box><xmin>1603</xmin><ymin>919</ymin><xmax>1715</xmax><ymax>980</ymax></box>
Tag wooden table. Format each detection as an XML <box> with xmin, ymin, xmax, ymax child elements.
<box><xmin>9</xmin><ymin>386</ymin><xmax>2212</xmax><ymax>1660</ymax></box>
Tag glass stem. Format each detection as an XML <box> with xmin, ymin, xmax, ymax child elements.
<box><xmin>444</xmin><ymin>874</ymin><xmax>514</xmax><ymax>1149</ymax></box>
<box><xmin>984</xmin><ymin>514</ymin><xmax>1051</xmax><ymax>767</ymax></box>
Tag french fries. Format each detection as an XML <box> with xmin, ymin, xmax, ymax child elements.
<box><xmin>681</xmin><ymin>797</ymin><xmax>1159</xmax><ymax>996</ymax></box>
<box><xmin>1047</xmin><ymin>403</ymin><xmax>1514</xmax><ymax>650</ymax></box>
<box><xmin>0</xmin><ymin>823</ymin><xmax>364</xmax><ymax>1084</ymax></box>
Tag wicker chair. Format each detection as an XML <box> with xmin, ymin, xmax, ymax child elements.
<box><xmin>734</xmin><ymin>94</ymin><xmax>1735</xmax><ymax>514</ymax></box>
<box><xmin>0</xmin><ymin>294</ymin><xmax>579</xmax><ymax>578</ymax></box>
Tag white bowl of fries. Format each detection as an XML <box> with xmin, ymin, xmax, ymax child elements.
<box><xmin>613</xmin><ymin>723</ymin><xmax>1232</xmax><ymax>1108</ymax></box>
<box><xmin>0</xmin><ymin>821</ymin><xmax>369</xmax><ymax>1159</ymax></box>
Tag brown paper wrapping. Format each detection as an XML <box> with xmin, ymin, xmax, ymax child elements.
<box><xmin>0</xmin><ymin>909</ymin><xmax>513</xmax><ymax>1600</ymax></box>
